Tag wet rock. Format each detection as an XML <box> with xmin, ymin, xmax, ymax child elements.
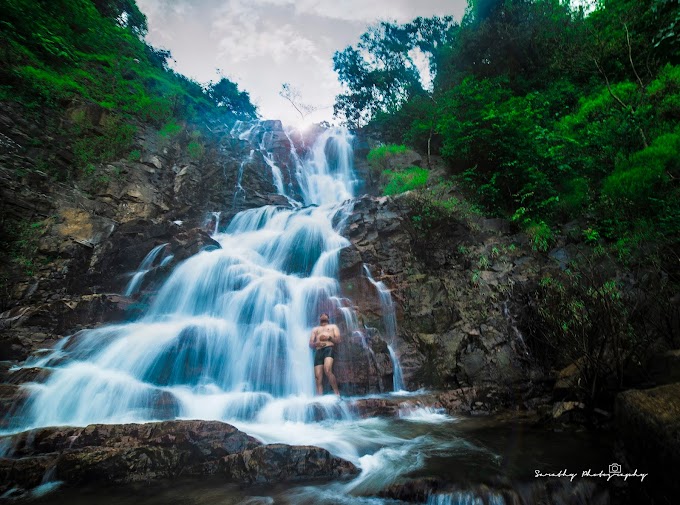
<box><xmin>3</xmin><ymin>366</ymin><xmax>53</xmax><ymax>385</ymax></box>
<box><xmin>380</xmin><ymin>479</ymin><xmax>608</xmax><ymax>505</ymax></box>
<box><xmin>616</xmin><ymin>383</ymin><xmax>680</xmax><ymax>502</ymax></box>
<box><xmin>349</xmin><ymin>394</ymin><xmax>443</xmax><ymax>418</ymax></box>
<box><xmin>551</xmin><ymin>401</ymin><xmax>587</xmax><ymax>422</ymax></box>
<box><xmin>168</xmin><ymin>227</ymin><xmax>220</xmax><ymax>263</ymax></box>
<box><xmin>1</xmin><ymin>102</ymin><xmax>299</xmax><ymax>325</ymax></box>
<box><xmin>553</xmin><ymin>360</ymin><xmax>583</xmax><ymax>398</ymax></box>
<box><xmin>0</xmin><ymin>420</ymin><xmax>357</xmax><ymax>492</ymax></box>
<box><xmin>5</xmin><ymin>294</ymin><xmax>131</xmax><ymax>334</ymax></box>
<box><xmin>0</xmin><ymin>454</ymin><xmax>57</xmax><ymax>495</ymax></box>
<box><xmin>333</xmin><ymin>334</ymin><xmax>393</xmax><ymax>395</ymax></box>
<box><xmin>221</xmin><ymin>444</ymin><xmax>359</xmax><ymax>484</ymax></box>
<box><xmin>0</xmin><ymin>384</ymin><xmax>30</xmax><ymax>430</ymax></box>
<box><xmin>379</xmin><ymin>477</ymin><xmax>446</xmax><ymax>502</ymax></box>
<box><xmin>0</xmin><ymin>294</ymin><xmax>131</xmax><ymax>360</ymax></box>
<box><xmin>89</xmin><ymin>223</ymin><xmax>218</xmax><ymax>294</ymax></box>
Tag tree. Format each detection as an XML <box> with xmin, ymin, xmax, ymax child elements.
<box><xmin>279</xmin><ymin>83</ymin><xmax>317</xmax><ymax>120</ymax></box>
<box><xmin>207</xmin><ymin>77</ymin><xmax>257</xmax><ymax>119</ymax></box>
<box><xmin>332</xmin><ymin>18</ymin><xmax>456</xmax><ymax>127</ymax></box>
<box><xmin>92</xmin><ymin>0</ymin><xmax>148</xmax><ymax>36</ymax></box>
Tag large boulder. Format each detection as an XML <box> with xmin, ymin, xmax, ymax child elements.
<box><xmin>0</xmin><ymin>420</ymin><xmax>358</xmax><ymax>494</ymax></box>
<box><xmin>221</xmin><ymin>444</ymin><xmax>358</xmax><ymax>484</ymax></box>
<box><xmin>616</xmin><ymin>383</ymin><xmax>680</xmax><ymax>503</ymax></box>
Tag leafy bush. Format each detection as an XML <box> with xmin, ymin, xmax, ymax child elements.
<box><xmin>382</xmin><ymin>166</ymin><xmax>428</xmax><ymax>195</ymax></box>
<box><xmin>525</xmin><ymin>220</ymin><xmax>553</xmax><ymax>252</ymax></box>
<box><xmin>71</xmin><ymin>113</ymin><xmax>136</xmax><ymax>176</ymax></box>
<box><xmin>187</xmin><ymin>140</ymin><xmax>205</xmax><ymax>160</ymax></box>
<box><xmin>528</xmin><ymin>254</ymin><xmax>672</xmax><ymax>409</ymax></box>
<box><xmin>603</xmin><ymin>131</ymin><xmax>679</xmax><ymax>207</ymax></box>
<box><xmin>159</xmin><ymin>120</ymin><xmax>182</xmax><ymax>138</ymax></box>
<box><xmin>366</xmin><ymin>144</ymin><xmax>409</xmax><ymax>173</ymax></box>
<box><xmin>0</xmin><ymin>0</ymin><xmax>258</xmax><ymax>182</ymax></box>
<box><xmin>15</xmin><ymin>65</ymin><xmax>85</xmax><ymax>103</ymax></box>
<box><xmin>406</xmin><ymin>183</ymin><xmax>481</xmax><ymax>232</ymax></box>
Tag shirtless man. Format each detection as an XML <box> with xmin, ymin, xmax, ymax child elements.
<box><xmin>309</xmin><ymin>312</ymin><xmax>341</xmax><ymax>396</ymax></box>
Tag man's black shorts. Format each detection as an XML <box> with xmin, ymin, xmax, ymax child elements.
<box><xmin>314</xmin><ymin>345</ymin><xmax>335</xmax><ymax>366</ymax></box>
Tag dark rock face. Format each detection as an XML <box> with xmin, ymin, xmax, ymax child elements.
<box><xmin>616</xmin><ymin>384</ymin><xmax>679</xmax><ymax>504</ymax></box>
<box><xmin>0</xmin><ymin>294</ymin><xmax>132</xmax><ymax>361</ymax></box>
<box><xmin>91</xmin><ymin>223</ymin><xmax>220</xmax><ymax>295</ymax></box>
<box><xmin>333</xmin><ymin>334</ymin><xmax>394</xmax><ymax>395</ymax></box>
<box><xmin>0</xmin><ymin>102</ymin><xmax>310</xmax><ymax>363</ymax></box>
<box><xmin>0</xmin><ymin>420</ymin><xmax>358</xmax><ymax>494</ymax></box>
<box><xmin>221</xmin><ymin>444</ymin><xmax>358</xmax><ymax>484</ymax></box>
<box><xmin>339</xmin><ymin>194</ymin><xmax>555</xmax><ymax>404</ymax></box>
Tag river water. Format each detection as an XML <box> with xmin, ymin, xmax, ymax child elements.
<box><xmin>4</xmin><ymin>124</ymin><xmax>613</xmax><ymax>503</ymax></box>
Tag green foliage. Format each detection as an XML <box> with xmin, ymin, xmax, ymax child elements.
<box><xmin>15</xmin><ymin>65</ymin><xmax>85</xmax><ymax>102</ymax></box>
<box><xmin>530</xmin><ymin>255</ymin><xmax>669</xmax><ymax>407</ymax></box>
<box><xmin>2</xmin><ymin>218</ymin><xmax>45</xmax><ymax>277</ymax></box>
<box><xmin>366</xmin><ymin>144</ymin><xmax>410</xmax><ymax>189</ymax></box>
<box><xmin>367</xmin><ymin>143</ymin><xmax>408</xmax><ymax>174</ymax></box>
<box><xmin>347</xmin><ymin>0</ymin><xmax>679</xmax><ymax>267</ymax></box>
<box><xmin>207</xmin><ymin>77</ymin><xmax>258</xmax><ymax>119</ymax></box>
<box><xmin>367</xmin><ymin>144</ymin><xmax>408</xmax><ymax>164</ymax></box>
<box><xmin>0</xmin><ymin>0</ymin><xmax>257</xmax><ymax>182</ymax></box>
<box><xmin>603</xmin><ymin>131</ymin><xmax>679</xmax><ymax>206</ymax></box>
<box><xmin>333</xmin><ymin>17</ymin><xmax>457</xmax><ymax>127</ymax></box>
<box><xmin>187</xmin><ymin>140</ymin><xmax>205</xmax><ymax>160</ymax></box>
<box><xmin>582</xmin><ymin>228</ymin><xmax>601</xmax><ymax>244</ymax></box>
<box><xmin>159</xmin><ymin>120</ymin><xmax>182</xmax><ymax>138</ymax></box>
<box><xmin>525</xmin><ymin>220</ymin><xmax>553</xmax><ymax>253</ymax></box>
<box><xmin>382</xmin><ymin>166</ymin><xmax>428</xmax><ymax>196</ymax></box>
<box><xmin>70</xmin><ymin>113</ymin><xmax>136</xmax><ymax>177</ymax></box>
<box><xmin>407</xmin><ymin>182</ymin><xmax>482</xmax><ymax>232</ymax></box>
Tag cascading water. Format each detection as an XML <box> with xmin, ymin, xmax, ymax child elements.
<box><xmin>2</xmin><ymin>121</ymin><xmax>604</xmax><ymax>505</ymax></box>
<box><xmin>123</xmin><ymin>243</ymin><xmax>169</xmax><ymax>297</ymax></box>
<box><xmin>363</xmin><ymin>265</ymin><xmax>405</xmax><ymax>391</ymax></box>
<box><xmin>11</xmin><ymin>126</ymin><xmax>360</xmax><ymax>431</ymax></box>
<box><xmin>232</xmin><ymin>149</ymin><xmax>254</xmax><ymax>210</ymax></box>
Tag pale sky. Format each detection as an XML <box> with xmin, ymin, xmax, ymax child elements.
<box><xmin>137</xmin><ymin>0</ymin><xmax>467</xmax><ymax>125</ymax></box>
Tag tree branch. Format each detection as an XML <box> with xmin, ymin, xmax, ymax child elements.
<box><xmin>624</xmin><ymin>23</ymin><xmax>644</xmax><ymax>89</ymax></box>
<box><xmin>593</xmin><ymin>57</ymin><xmax>628</xmax><ymax>109</ymax></box>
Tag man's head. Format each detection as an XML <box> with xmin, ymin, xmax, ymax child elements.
<box><xmin>319</xmin><ymin>313</ymin><xmax>329</xmax><ymax>324</ymax></box>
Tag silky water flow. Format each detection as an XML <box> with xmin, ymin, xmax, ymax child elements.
<box><xmin>3</xmin><ymin>124</ymin><xmax>568</xmax><ymax>504</ymax></box>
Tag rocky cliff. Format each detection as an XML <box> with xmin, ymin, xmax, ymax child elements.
<box><xmin>338</xmin><ymin>191</ymin><xmax>557</xmax><ymax>409</ymax></box>
<box><xmin>1</xmin><ymin>105</ymin><xmax>295</xmax><ymax>361</ymax></box>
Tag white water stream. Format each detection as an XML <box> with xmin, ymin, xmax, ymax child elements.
<box><xmin>364</xmin><ymin>265</ymin><xmax>405</xmax><ymax>392</ymax></box>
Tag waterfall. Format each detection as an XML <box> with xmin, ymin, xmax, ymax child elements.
<box><xmin>211</xmin><ymin>211</ymin><xmax>221</xmax><ymax>235</ymax></box>
<box><xmin>388</xmin><ymin>345</ymin><xmax>405</xmax><ymax>392</ymax></box>
<box><xmin>232</xmin><ymin>149</ymin><xmax>254</xmax><ymax>210</ymax></box>
<box><xmin>9</xmin><ymin>125</ymin><xmax>360</xmax><ymax>431</ymax></box>
<box><xmin>123</xmin><ymin>243</ymin><xmax>169</xmax><ymax>297</ymax></box>
<box><xmin>363</xmin><ymin>265</ymin><xmax>405</xmax><ymax>391</ymax></box>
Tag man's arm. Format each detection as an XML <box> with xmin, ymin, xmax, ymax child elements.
<box><xmin>331</xmin><ymin>325</ymin><xmax>341</xmax><ymax>344</ymax></box>
<box><xmin>309</xmin><ymin>328</ymin><xmax>318</xmax><ymax>349</ymax></box>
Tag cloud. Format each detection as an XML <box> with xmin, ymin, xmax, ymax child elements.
<box><xmin>212</xmin><ymin>1</ymin><xmax>319</xmax><ymax>63</ymax></box>
<box><xmin>136</xmin><ymin>0</ymin><xmax>468</xmax><ymax>123</ymax></box>
<box><xmin>229</xmin><ymin>0</ymin><xmax>461</xmax><ymax>23</ymax></box>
